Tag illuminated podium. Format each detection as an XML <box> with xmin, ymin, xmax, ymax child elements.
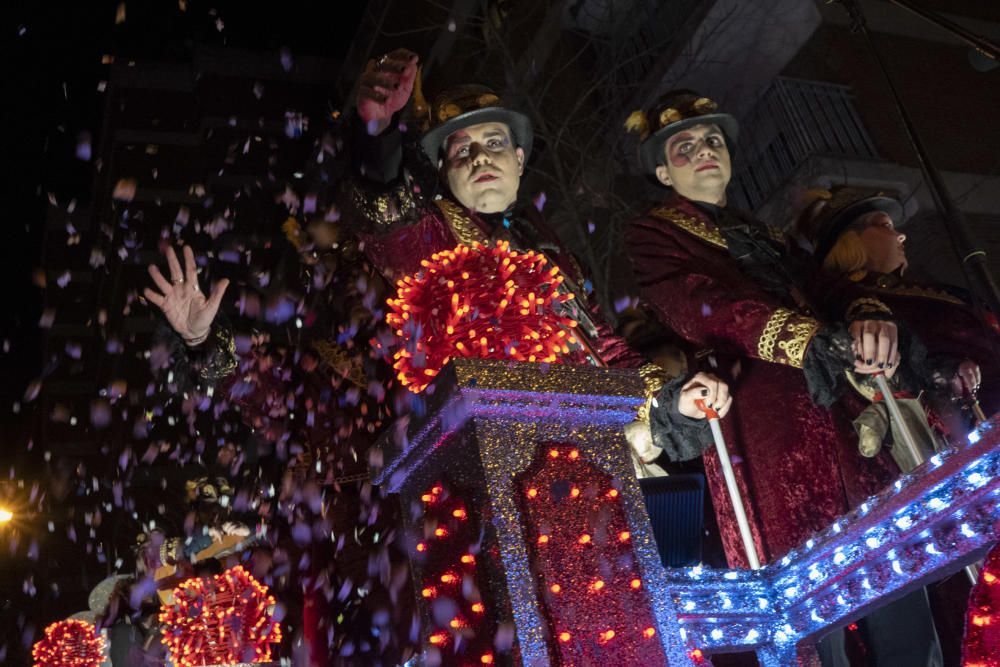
<box><xmin>372</xmin><ymin>359</ymin><xmax>1000</xmax><ymax>666</ymax></box>
<box><xmin>372</xmin><ymin>359</ymin><xmax>692</xmax><ymax>666</ymax></box>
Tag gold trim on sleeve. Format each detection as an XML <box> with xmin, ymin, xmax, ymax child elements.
<box><xmin>635</xmin><ymin>363</ymin><xmax>672</xmax><ymax>424</ymax></box>
<box><xmin>757</xmin><ymin>308</ymin><xmax>820</xmax><ymax>368</ymax></box>
<box><xmin>433</xmin><ymin>198</ymin><xmax>489</xmax><ymax>246</ymax></box>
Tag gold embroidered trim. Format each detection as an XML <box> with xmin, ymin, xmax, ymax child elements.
<box><xmin>312</xmin><ymin>339</ymin><xmax>368</xmax><ymax>389</ymax></box>
<box><xmin>845</xmin><ymin>297</ymin><xmax>893</xmax><ymax>322</ymax></box>
<box><xmin>648</xmin><ymin>206</ymin><xmax>727</xmax><ymax>250</ymax></box>
<box><xmin>757</xmin><ymin>308</ymin><xmax>819</xmax><ymax>368</ymax></box>
<box><xmin>635</xmin><ymin>363</ymin><xmax>671</xmax><ymax>424</ymax></box>
<box><xmin>199</xmin><ymin>326</ymin><xmax>238</xmax><ymax>381</ymax></box>
<box><xmin>433</xmin><ymin>198</ymin><xmax>489</xmax><ymax>246</ymax></box>
<box><xmin>351</xmin><ymin>183</ymin><xmax>418</xmax><ymax>227</ymax></box>
<box><xmin>875</xmin><ymin>284</ymin><xmax>965</xmax><ymax>306</ymax></box>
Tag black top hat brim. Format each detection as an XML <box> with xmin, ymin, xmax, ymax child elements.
<box><xmin>814</xmin><ymin>195</ymin><xmax>906</xmax><ymax>262</ymax></box>
<box><xmin>638</xmin><ymin>113</ymin><xmax>739</xmax><ymax>175</ymax></box>
<box><xmin>420</xmin><ymin>107</ymin><xmax>533</xmax><ymax>163</ymax></box>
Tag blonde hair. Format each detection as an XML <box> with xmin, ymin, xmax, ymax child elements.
<box><xmin>822</xmin><ymin>230</ymin><xmax>868</xmax><ymax>276</ymax></box>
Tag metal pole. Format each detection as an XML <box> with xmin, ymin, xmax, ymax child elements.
<box><xmin>874</xmin><ymin>373</ymin><xmax>980</xmax><ymax>583</ymax></box>
<box><xmin>697</xmin><ymin>399</ymin><xmax>761</xmax><ymax>570</ymax></box>
<box><xmin>835</xmin><ymin>0</ymin><xmax>1000</xmax><ymax>324</ymax></box>
<box><xmin>887</xmin><ymin>0</ymin><xmax>999</xmax><ymax>62</ymax></box>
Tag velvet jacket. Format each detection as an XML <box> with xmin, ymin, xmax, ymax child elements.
<box><xmin>626</xmin><ymin>192</ymin><xmax>895</xmax><ymax>567</ymax></box>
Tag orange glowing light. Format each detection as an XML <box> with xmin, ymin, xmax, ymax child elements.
<box><xmin>600</xmin><ymin>629</ymin><xmax>616</xmax><ymax>642</ymax></box>
<box><xmin>432</xmin><ymin>485</ymin><xmax>443</xmax><ymax>495</ymax></box>
<box><xmin>416</xmin><ymin>542</ymin><xmax>427</xmax><ymax>552</ymax></box>
<box><xmin>471</xmin><ymin>602</ymin><xmax>485</xmax><ymax>614</ymax></box>
<box><xmin>690</xmin><ymin>648</ymin><xmax>704</xmax><ymax>659</ymax></box>
<box><xmin>570</xmin><ymin>487</ymin><xmax>581</xmax><ymax>498</ymax></box>
<box><xmin>607</xmin><ymin>489</ymin><xmax>619</xmax><ymax>498</ymax></box>
<box><xmin>434</xmin><ymin>527</ymin><xmax>447</xmax><ymax>538</ymax></box>
<box><xmin>630</xmin><ymin>578</ymin><xmax>642</xmax><ymax>589</ymax></box>
<box><xmin>558</xmin><ymin>632</ymin><xmax>571</xmax><ymax>642</ymax></box>
<box><xmin>461</xmin><ymin>554</ymin><xmax>475</xmax><ymax>564</ymax></box>
<box><xmin>421</xmin><ymin>587</ymin><xmax>436</xmax><ymax>598</ymax></box>
<box><xmin>550</xmin><ymin>584</ymin><xmax>561</xmax><ymax>593</ymax></box>
<box><xmin>481</xmin><ymin>654</ymin><xmax>495</xmax><ymax>664</ymax></box>
<box><xmin>619</xmin><ymin>531</ymin><xmax>631</xmax><ymax>542</ymax></box>
<box><xmin>973</xmin><ymin>614</ymin><xmax>992</xmax><ymax>627</ymax></box>
<box><xmin>549</xmin><ymin>449</ymin><xmax>560</xmax><ymax>458</ymax></box>
<box><xmin>429</xmin><ymin>632</ymin><xmax>447</xmax><ymax>646</ymax></box>
<box><xmin>538</xmin><ymin>534</ymin><xmax>549</xmax><ymax>544</ymax></box>
<box><xmin>421</xmin><ymin>494</ymin><xmax>434</xmax><ymax>503</ymax></box>
<box><xmin>449</xmin><ymin>617</ymin><xmax>464</xmax><ymax>629</ymax></box>
<box><xmin>452</xmin><ymin>508</ymin><xmax>467</xmax><ymax>519</ymax></box>
<box><xmin>527</xmin><ymin>488</ymin><xmax>538</xmax><ymax>498</ymax></box>
<box><xmin>440</xmin><ymin>573</ymin><xmax>458</xmax><ymax>584</ymax></box>
<box><xmin>569</xmin><ymin>449</ymin><xmax>579</xmax><ymax>459</ymax></box>
<box><xmin>589</xmin><ymin>580</ymin><xmax>605</xmax><ymax>592</ymax></box>
<box><xmin>578</xmin><ymin>534</ymin><xmax>591</xmax><ymax>545</ymax></box>
<box><xmin>984</xmin><ymin>572</ymin><xmax>997</xmax><ymax>584</ymax></box>
<box><xmin>643</xmin><ymin>627</ymin><xmax>656</xmax><ymax>638</ymax></box>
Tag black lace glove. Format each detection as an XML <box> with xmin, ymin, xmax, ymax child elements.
<box><xmin>649</xmin><ymin>374</ymin><xmax>713</xmax><ymax>462</ymax></box>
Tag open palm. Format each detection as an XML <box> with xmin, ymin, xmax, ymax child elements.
<box><xmin>144</xmin><ymin>245</ymin><xmax>229</xmax><ymax>345</ymax></box>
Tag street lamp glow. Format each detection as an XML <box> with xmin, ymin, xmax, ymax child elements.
<box><xmin>0</xmin><ymin>508</ymin><xmax>13</xmax><ymax>523</ymax></box>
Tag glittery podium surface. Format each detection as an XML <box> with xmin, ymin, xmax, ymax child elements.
<box><xmin>373</xmin><ymin>359</ymin><xmax>1000</xmax><ymax>666</ymax></box>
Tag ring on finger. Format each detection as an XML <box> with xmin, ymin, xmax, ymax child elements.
<box><xmin>171</xmin><ymin>278</ymin><xmax>185</xmax><ymax>285</ymax></box>
<box><xmin>376</xmin><ymin>54</ymin><xmax>388</xmax><ymax>70</ymax></box>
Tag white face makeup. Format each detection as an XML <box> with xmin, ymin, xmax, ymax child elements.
<box><xmin>654</xmin><ymin>123</ymin><xmax>732</xmax><ymax>206</ymax></box>
<box><xmin>442</xmin><ymin>122</ymin><xmax>524</xmax><ymax>213</ymax></box>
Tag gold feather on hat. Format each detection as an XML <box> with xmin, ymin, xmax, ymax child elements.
<box><xmin>802</xmin><ymin>188</ymin><xmax>833</xmax><ymax>206</ymax></box>
<box><xmin>411</xmin><ymin>66</ymin><xmax>431</xmax><ymax>131</ymax></box>
<box><xmin>624</xmin><ymin>110</ymin><xmax>650</xmax><ymax>141</ymax></box>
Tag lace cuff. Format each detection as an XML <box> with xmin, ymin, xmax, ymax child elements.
<box><xmin>649</xmin><ymin>374</ymin><xmax>713</xmax><ymax>462</ymax></box>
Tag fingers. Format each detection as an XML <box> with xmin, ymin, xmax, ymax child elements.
<box><xmin>358</xmin><ymin>83</ymin><xmax>389</xmax><ymax>104</ymax></box>
<box><xmin>883</xmin><ymin>350</ymin><xmax>902</xmax><ymax>379</ymax></box>
<box><xmin>148</xmin><ymin>264</ymin><xmax>173</xmax><ymax>294</ymax></box>
<box><xmin>875</xmin><ymin>324</ymin><xmax>891</xmax><ymax>369</ymax></box>
<box><xmin>182</xmin><ymin>245</ymin><xmax>199</xmax><ymax>285</ymax></box>
<box><xmin>142</xmin><ymin>287</ymin><xmax>165</xmax><ymax>308</ymax></box>
<box><xmin>205</xmin><ymin>278</ymin><xmax>230</xmax><ymax>314</ymax></box>
<box><xmin>716</xmin><ymin>393</ymin><xmax>734</xmax><ymax>419</ymax></box>
<box><xmin>684</xmin><ymin>372</ymin><xmax>727</xmax><ymax>409</ymax></box>
<box><xmin>861</xmin><ymin>323</ymin><xmax>877</xmax><ymax>366</ymax></box>
<box><xmin>165</xmin><ymin>246</ymin><xmax>184</xmax><ymax>283</ymax></box>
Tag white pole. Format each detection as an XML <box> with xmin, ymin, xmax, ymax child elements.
<box><xmin>698</xmin><ymin>399</ymin><xmax>761</xmax><ymax>570</ymax></box>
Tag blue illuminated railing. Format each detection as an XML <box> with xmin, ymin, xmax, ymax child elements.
<box><xmin>665</xmin><ymin>420</ymin><xmax>998</xmax><ymax>665</ymax></box>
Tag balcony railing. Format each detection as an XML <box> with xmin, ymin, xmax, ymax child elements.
<box><xmin>729</xmin><ymin>77</ymin><xmax>880</xmax><ymax>211</ymax></box>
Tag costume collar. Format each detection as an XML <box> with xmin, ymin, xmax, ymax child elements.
<box><xmin>852</xmin><ymin>270</ymin><xmax>967</xmax><ymax>306</ymax></box>
<box><xmin>647</xmin><ymin>193</ymin><xmax>727</xmax><ymax>249</ymax></box>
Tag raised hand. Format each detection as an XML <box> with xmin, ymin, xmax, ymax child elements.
<box><xmin>144</xmin><ymin>245</ymin><xmax>229</xmax><ymax>347</ymax></box>
<box><xmin>952</xmin><ymin>359</ymin><xmax>982</xmax><ymax>399</ymax></box>
<box><xmin>678</xmin><ymin>372</ymin><xmax>733</xmax><ymax>419</ymax></box>
<box><xmin>356</xmin><ymin>48</ymin><xmax>419</xmax><ymax>135</ymax></box>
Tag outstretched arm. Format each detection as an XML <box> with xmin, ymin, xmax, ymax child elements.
<box><xmin>144</xmin><ymin>245</ymin><xmax>229</xmax><ymax>347</ymax></box>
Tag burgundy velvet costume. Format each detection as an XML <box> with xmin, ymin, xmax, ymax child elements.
<box><xmin>626</xmin><ymin>193</ymin><xmax>893</xmax><ymax>567</ymax></box>
<box><xmin>353</xmin><ymin>189</ymin><xmax>643</xmax><ymax>369</ymax></box>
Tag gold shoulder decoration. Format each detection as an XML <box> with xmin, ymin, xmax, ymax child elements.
<box><xmin>433</xmin><ymin>198</ymin><xmax>489</xmax><ymax>246</ymax></box>
<box><xmin>757</xmin><ymin>308</ymin><xmax>820</xmax><ymax>368</ymax></box>
<box><xmin>351</xmin><ymin>182</ymin><xmax>418</xmax><ymax>228</ymax></box>
<box><xmin>845</xmin><ymin>297</ymin><xmax>893</xmax><ymax>322</ymax></box>
<box><xmin>648</xmin><ymin>206</ymin><xmax>727</xmax><ymax>250</ymax></box>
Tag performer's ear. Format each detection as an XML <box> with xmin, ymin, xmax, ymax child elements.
<box><xmin>655</xmin><ymin>164</ymin><xmax>672</xmax><ymax>187</ymax></box>
<box><xmin>515</xmin><ymin>147</ymin><xmax>525</xmax><ymax>175</ymax></box>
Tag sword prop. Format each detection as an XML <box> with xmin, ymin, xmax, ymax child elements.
<box><xmin>696</xmin><ymin>399</ymin><xmax>761</xmax><ymax>570</ymax></box>
<box><xmin>874</xmin><ymin>372</ymin><xmax>981</xmax><ymax>583</ymax></box>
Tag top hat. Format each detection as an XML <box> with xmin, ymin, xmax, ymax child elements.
<box><xmin>418</xmin><ymin>84</ymin><xmax>533</xmax><ymax>162</ymax></box>
<box><xmin>796</xmin><ymin>186</ymin><xmax>905</xmax><ymax>263</ymax></box>
<box><xmin>625</xmin><ymin>90</ymin><xmax>739</xmax><ymax>175</ymax></box>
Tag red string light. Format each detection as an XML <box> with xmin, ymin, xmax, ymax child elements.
<box><xmin>158</xmin><ymin>565</ymin><xmax>281</xmax><ymax>667</ymax></box>
<box><xmin>32</xmin><ymin>619</ymin><xmax>105</xmax><ymax>667</ymax></box>
<box><xmin>385</xmin><ymin>240</ymin><xmax>577</xmax><ymax>392</ymax></box>
<box><xmin>962</xmin><ymin>542</ymin><xmax>1000</xmax><ymax>666</ymax></box>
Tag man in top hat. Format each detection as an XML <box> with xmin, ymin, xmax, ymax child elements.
<box><xmin>797</xmin><ymin>186</ymin><xmax>999</xmax><ymax>443</ymax></box>
<box><xmin>349</xmin><ymin>51</ymin><xmax>739</xmax><ymax>433</ymax></box>
<box><xmin>623</xmin><ymin>91</ymin><xmax>909</xmax><ymax>568</ymax></box>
